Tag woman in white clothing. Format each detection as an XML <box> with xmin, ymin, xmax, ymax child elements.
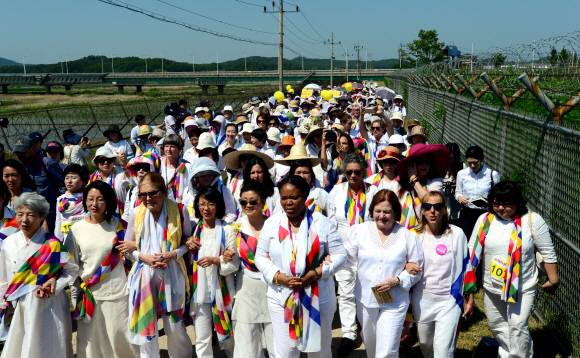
<box><xmin>255</xmin><ymin>175</ymin><xmax>347</xmax><ymax>358</ymax></box>
<box><xmin>218</xmin><ymin>123</ymin><xmax>243</xmax><ymax>156</ymax></box>
<box><xmin>328</xmin><ymin>152</ymin><xmax>378</xmax><ymax>355</ymax></box>
<box><xmin>0</xmin><ymin>181</ymin><xmax>18</xmax><ymax>246</ymax></box>
<box><xmin>365</xmin><ymin>146</ymin><xmax>402</xmax><ymax>193</ymax></box>
<box><xmin>408</xmin><ymin>191</ymin><xmax>474</xmax><ymax>358</ymax></box>
<box><xmin>185</xmin><ymin>186</ymin><xmax>238</xmax><ymax>358</ymax></box>
<box><xmin>63</xmin><ymin>129</ymin><xmax>90</xmax><ymax>167</ymax></box>
<box><xmin>55</xmin><ymin>164</ymin><xmax>90</xmax><ymax>243</ymax></box>
<box><xmin>222</xmin><ymin>144</ymin><xmax>273</xmax><ymax>203</ymax></box>
<box><xmin>124</xmin><ymin>173</ymin><xmax>193</xmax><ymax>358</ymax></box>
<box><xmin>243</xmin><ymin>156</ymin><xmax>282</xmax><ymax>217</ymax></box>
<box><xmin>66</xmin><ymin>181</ymin><xmax>139</xmax><ymax>358</ymax></box>
<box><xmin>122</xmin><ymin>155</ymin><xmax>156</xmax><ymax>223</ymax></box>
<box><xmin>468</xmin><ymin>181</ymin><xmax>558</xmax><ymax>358</ymax></box>
<box><xmin>344</xmin><ymin>189</ymin><xmax>424</xmax><ymax>358</ymax></box>
<box><xmin>0</xmin><ymin>193</ymin><xmax>78</xmax><ymax>358</ymax></box>
<box><xmin>285</xmin><ymin>159</ymin><xmax>335</xmax><ymax>221</ymax></box>
<box><xmin>160</xmin><ymin>134</ymin><xmax>192</xmax><ymax>203</ymax></box>
<box><xmin>358</xmin><ymin>107</ymin><xmax>394</xmax><ymax>172</ymax></box>
<box><xmin>224</xmin><ymin>180</ymin><xmax>275</xmax><ymax>358</ymax></box>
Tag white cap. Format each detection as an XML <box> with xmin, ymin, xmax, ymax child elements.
<box><xmin>394</xmin><ymin>95</ymin><xmax>403</xmax><ymax>100</ymax></box>
<box><xmin>194</xmin><ymin>107</ymin><xmax>205</xmax><ymax>114</ymax></box>
<box><xmin>240</xmin><ymin>123</ymin><xmax>255</xmax><ymax>135</ymax></box>
<box><xmin>223</xmin><ymin>105</ymin><xmax>233</xmax><ymax>113</ymax></box>
<box><xmin>196</xmin><ymin>132</ymin><xmax>217</xmax><ymax>150</ymax></box>
<box><xmin>389</xmin><ymin>134</ymin><xmax>404</xmax><ymax>144</ymax></box>
<box><xmin>267</xmin><ymin>128</ymin><xmax>282</xmax><ymax>143</ymax></box>
<box><xmin>391</xmin><ymin>112</ymin><xmax>403</xmax><ymax>121</ymax></box>
<box><xmin>258</xmin><ymin>103</ymin><xmax>270</xmax><ymax>110</ymax></box>
<box><xmin>184</xmin><ymin>119</ymin><xmax>198</xmax><ymax>132</ymax></box>
<box><xmin>203</xmin><ymin>107</ymin><xmax>210</xmax><ymax>112</ymax></box>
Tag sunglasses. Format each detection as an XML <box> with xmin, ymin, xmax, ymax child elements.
<box><xmin>257</xmin><ymin>120</ymin><xmax>267</xmax><ymax>124</ymax></box>
<box><xmin>268</xmin><ymin>122</ymin><xmax>278</xmax><ymax>127</ymax></box>
<box><xmin>422</xmin><ymin>203</ymin><xmax>444</xmax><ymax>211</ymax></box>
<box><xmin>345</xmin><ymin>170</ymin><xmax>362</xmax><ymax>176</ymax></box>
<box><xmin>138</xmin><ymin>190</ymin><xmax>160</xmax><ymax>200</ymax></box>
<box><xmin>133</xmin><ymin>164</ymin><xmax>151</xmax><ymax>172</ymax></box>
<box><xmin>239</xmin><ymin>199</ymin><xmax>259</xmax><ymax>207</ymax></box>
<box><xmin>492</xmin><ymin>202</ymin><xmax>515</xmax><ymax>208</ymax></box>
<box><xmin>415</xmin><ymin>158</ymin><xmax>431</xmax><ymax>165</ymax></box>
<box><xmin>371</xmin><ymin>126</ymin><xmax>382</xmax><ymax>131</ymax></box>
<box><xmin>239</xmin><ymin>155</ymin><xmax>252</xmax><ymax>162</ymax></box>
<box><xmin>97</xmin><ymin>157</ymin><xmax>116</xmax><ymax>164</ymax></box>
<box><xmin>393</xmin><ymin>143</ymin><xmax>405</xmax><ymax>147</ymax></box>
<box><xmin>381</xmin><ymin>159</ymin><xmax>399</xmax><ymax>166</ymax></box>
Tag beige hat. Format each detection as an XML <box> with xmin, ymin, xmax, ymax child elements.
<box><xmin>235</xmin><ymin>114</ymin><xmax>249</xmax><ymax>125</ymax></box>
<box><xmin>222</xmin><ymin>144</ymin><xmax>275</xmax><ymax>170</ymax></box>
<box><xmin>304</xmin><ymin>124</ymin><xmax>324</xmax><ymax>144</ymax></box>
<box><xmin>267</xmin><ymin>128</ymin><xmax>282</xmax><ymax>143</ymax></box>
<box><xmin>332</xmin><ymin>123</ymin><xmax>345</xmax><ymax>132</ymax></box>
<box><xmin>391</xmin><ymin>112</ymin><xmax>403</xmax><ymax>121</ymax></box>
<box><xmin>274</xmin><ymin>145</ymin><xmax>324</xmax><ymax>167</ymax></box>
<box><xmin>242</xmin><ymin>103</ymin><xmax>253</xmax><ymax>114</ymax></box>
<box><xmin>329</xmin><ymin>98</ymin><xmax>338</xmax><ymax>105</ymax></box>
<box><xmin>289</xmin><ymin>100</ymin><xmax>299</xmax><ymax>108</ymax></box>
<box><xmin>196</xmin><ymin>132</ymin><xmax>217</xmax><ymax>150</ymax></box>
<box><xmin>133</xmin><ymin>125</ymin><xmax>153</xmax><ymax>139</ymax></box>
<box><xmin>406</xmin><ymin>125</ymin><xmax>428</xmax><ymax>143</ymax></box>
<box><xmin>240</xmin><ymin>123</ymin><xmax>255</xmax><ymax>135</ymax></box>
<box><xmin>407</xmin><ymin>119</ymin><xmax>420</xmax><ymax>130</ymax></box>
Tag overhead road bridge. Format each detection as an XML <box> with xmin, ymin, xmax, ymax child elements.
<box><xmin>1</xmin><ymin>69</ymin><xmax>397</xmax><ymax>94</ymax></box>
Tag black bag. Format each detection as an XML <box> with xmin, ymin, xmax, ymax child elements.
<box><xmin>3</xmin><ymin>303</ymin><xmax>15</xmax><ymax>327</ymax></box>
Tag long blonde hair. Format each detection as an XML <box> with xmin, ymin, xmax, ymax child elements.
<box><xmin>414</xmin><ymin>191</ymin><xmax>451</xmax><ymax>235</ymax></box>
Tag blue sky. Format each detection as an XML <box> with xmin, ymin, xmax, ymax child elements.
<box><xmin>2</xmin><ymin>0</ymin><xmax>579</xmax><ymax>66</ymax></box>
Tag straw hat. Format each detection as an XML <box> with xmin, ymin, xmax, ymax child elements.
<box><xmin>289</xmin><ymin>100</ymin><xmax>299</xmax><ymax>108</ymax></box>
<box><xmin>274</xmin><ymin>145</ymin><xmax>324</xmax><ymax>167</ymax></box>
<box><xmin>304</xmin><ymin>124</ymin><xmax>324</xmax><ymax>144</ymax></box>
<box><xmin>222</xmin><ymin>144</ymin><xmax>274</xmax><ymax>170</ymax></box>
<box><xmin>196</xmin><ymin>132</ymin><xmax>217</xmax><ymax>150</ymax></box>
<box><xmin>406</xmin><ymin>125</ymin><xmax>428</xmax><ymax>143</ymax></box>
<box><xmin>396</xmin><ymin>143</ymin><xmax>450</xmax><ymax>179</ymax></box>
<box><xmin>331</xmin><ymin>123</ymin><xmax>345</xmax><ymax>132</ymax></box>
<box><xmin>329</xmin><ymin>97</ymin><xmax>338</xmax><ymax>105</ymax></box>
<box><xmin>242</xmin><ymin>103</ymin><xmax>254</xmax><ymax>114</ymax></box>
<box><xmin>133</xmin><ymin>125</ymin><xmax>153</xmax><ymax>139</ymax></box>
<box><xmin>240</xmin><ymin>123</ymin><xmax>255</xmax><ymax>135</ymax></box>
<box><xmin>235</xmin><ymin>114</ymin><xmax>249</xmax><ymax>125</ymax></box>
<box><xmin>391</xmin><ymin>112</ymin><xmax>403</xmax><ymax>121</ymax></box>
<box><xmin>278</xmin><ymin>135</ymin><xmax>295</xmax><ymax>148</ymax></box>
<box><xmin>406</xmin><ymin>119</ymin><xmax>420</xmax><ymax>130</ymax></box>
<box><xmin>267</xmin><ymin>128</ymin><xmax>282</xmax><ymax>143</ymax></box>
<box><xmin>376</xmin><ymin>146</ymin><xmax>402</xmax><ymax>162</ymax></box>
<box><xmin>150</xmin><ymin>128</ymin><xmax>166</xmax><ymax>140</ymax></box>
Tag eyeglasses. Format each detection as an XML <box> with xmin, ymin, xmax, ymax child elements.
<box><xmin>268</xmin><ymin>122</ymin><xmax>278</xmax><ymax>127</ymax></box>
<box><xmin>346</xmin><ymin>122</ymin><xmax>353</xmax><ymax>126</ymax></box>
<box><xmin>371</xmin><ymin>126</ymin><xmax>382</xmax><ymax>131</ymax></box>
<box><xmin>492</xmin><ymin>202</ymin><xmax>515</xmax><ymax>208</ymax></box>
<box><xmin>422</xmin><ymin>203</ymin><xmax>444</xmax><ymax>211</ymax></box>
<box><xmin>239</xmin><ymin>199</ymin><xmax>259</xmax><ymax>207</ymax></box>
<box><xmin>97</xmin><ymin>157</ymin><xmax>115</xmax><ymax>164</ymax></box>
<box><xmin>239</xmin><ymin>155</ymin><xmax>252</xmax><ymax>162</ymax></box>
<box><xmin>415</xmin><ymin>158</ymin><xmax>431</xmax><ymax>165</ymax></box>
<box><xmin>257</xmin><ymin>120</ymin><xmax>267</xmax><ymax>124</ymax></box>
<box><xmin>198</xmin><ymin>202</ymin><xmax>217</xmax><ymax>209</ymax></box>
<box><xmin>138</xmin><ymin>190</ymin><xmax>160</xmax><ymax>200</ymax></box>
<box><xmin>345</xmin><ymin>170</ymin><xmax>362</xmax><ymax>176</ymax></box>
<box><xmin>133</xmin><ymin>164</ymin><xmax>151</xmax><ymax>172</ymax></box>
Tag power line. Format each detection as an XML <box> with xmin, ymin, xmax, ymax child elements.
<box><xmin>234</xmin><ymin>0</ymin><xmax>263</xmax><ymax>7</ymax></box>
<box><xmin>267</xmin><ymin>13</ymin><xmax>324</xmax><ymax>58</ymax></box>
<box><xmin>153</xmin><ymin>0</ymin><xmax>276</xmax><ymax>34</ymax></box>
<box><xmin>284</xmin><ymin>14</ymin><xmax>324</xmax><ymax>44</ymax></box>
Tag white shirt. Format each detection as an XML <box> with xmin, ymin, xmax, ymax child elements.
<box><xmin>183</xmin><ymin>148</ymin><xmax>199</xmax><ymax>164</ymax></box>
<box><xmin>164</xmin><ymin>115</ymin><xmax>177</xmax><ymax>136</ymax></box>
<box><xmin>455</xmin><ymin>165</ymin><xmax>500</xmax><ymax>210</ymax></box>
<box><xmin>218</xmin><ymin>140</ymin><xmax>243</xmax><ymax>156</ymax></box>
<box><xmin>64</xmin><ymin>144</ymin><xmax>89</xmax><ymax>166</ymax></box>
<box><xmin>468</xmin><ymin>212</ymin><xmax>556</xmax><ymax>295</ymax></box>
<box><xmin>364</xmin><ymin>173</ymin><xmax>401</xmax><ymax>193</ymax></box>
<box><xmin>414</xmin><ymin>231</ymin><xmax>454</xmax><ymax>297</ymax></box>
<box><xmin>105</xmin><ymin>140</ymin><xmax>134</xmax><ymax>157</ymax></box>
<box><xmin>329</xmin><ymin>182</ymin><xmax>378</xmax><ymax>240</ymax></box>
<box><xmin>344</xmin><ymin>222</ymin><xmax>424</xmax><ymax>308</ymax></box>
<box><xmin>307</xmin><ymin>187</ymin><xmax>336</xmax><ymax>225</ymax></box>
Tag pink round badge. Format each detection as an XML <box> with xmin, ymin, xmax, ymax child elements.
<box><xmin>435</xmin><ymin>244</ymin><xmax>447</xmax><ymax>256</ymax></box>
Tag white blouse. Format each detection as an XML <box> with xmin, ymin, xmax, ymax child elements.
<box><xmin>255</xmin><ymin>211</ymin><xmax>347</xmax><ymax>305</ymax></box>
<box><xmin>329</xmin><ymin>182</ymin><xmax>378</xmax><ymax>240</ymax></box>
<box><xmin>468</xmin><ymin>212</ymin><xmax>557</xmax><ymax>295</ymax></box>
<box><xmin>344</xmin><ymin>222</ymin><xmax>424</xmax><ymax>308</ymax></box>
<box><xmin>455</xmin><ymin>165</ymin><xmax>500</xmax><ymax>210</ymax></box>
<box><xmin>364</xmin><ymin>173</ymin><xmax>401</xmax><ymax>193</ymax></box>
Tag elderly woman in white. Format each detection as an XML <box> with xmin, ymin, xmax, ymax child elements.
<box><xmin>0</xmin><ymin>192</ymin><xmax>78</xmax><ymax>358</ymax></box>
<box><xmin>255</xmin><ymin>175</ymin><xmax>346</xmax><ymax>358</ymax></box>
<box><xmin>344</xmin><ymin>189</ymin><xmax>424</xmax><ymax>358</ymax></box>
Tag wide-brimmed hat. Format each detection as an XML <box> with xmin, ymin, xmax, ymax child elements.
<box><xmin>235</xmin><ymin>114</ymin><xmax>250</xmax><ymax>125</ymax></box>
<box><xmin>301</xmin><ymin>100</ymin><xmax>315</xmax><ymax>107</ymax></box>
<box><xmin>391</xmin><ymin>112</ymin><xmax>403</xmax><ymax>121</ymax></box>
<box><xmin>222</xmin><ymin>144</ymin><xmax>274</xmax><ymax>170</ymax></box>
<box><xmin>278</xmin><ymin>135</ymin><xmax>295</xmax><ymax>148</ymax></box>
<box><xmin>332</xmin><ymin>123</ymin><xmax>345</xmax><ymax>132</ymax></box>
<box><xmin>63</xmin><ymin>129</ymin><xmax>82</xmax><ymax>145</ymax></box>
<box><xmin>274</xmin><ymin>145</ymin><xmax>324</xmax><ymax>167</ymax></box>
<box><xmin>150</xmin><ymin>128</ymin><xmax>165</xmax><ymax>141</ymax></box>
<box><xmin>328</xmin><ymin>97</ymin><xmax>338</xmax><ymax>105</ymax></box>
<box><xmin>240</xmin><ymin>123</ymin><xmax>255</xmax><ymax>135</ymax></box>
<box><xmin>289</xmin><ymin>100</ymin><xmax>299</xmax><ymax>108</ymax></box>
<box><xmin>407</xmin><ymin>119</ymin><xmax>420</xmax><ymax>130</ymax></box>
<box><xmin>242</xmin><ymin>103</ymin><xmax>254</xmax><ymax>114</ymax></box>
<box><xmin>406</xmin><ymin>125</ymin><xmax>428</xmax><ymax>143</ymax></box>
<box><xmin>103</xmin><ymin>124</ymin><xmax>122</xmax><ymax>139</ymax></box>
<box><xmin>133</xmin><ymin>125</ymin><xmax>153</xmax><ymax>139</ymax></box>
<box><xmin>267</xmin><ymin>128</ymin><xmax>282</xmax><ymax>143</ymax></box>
<box><xmin>92</xmin><ymin>146</ymin><xmax>119</xmax><ymax>167</ymax></box>
<box><xmin>196</xmin><ymin>132</ymin><xmax>217</xmax><ymax>150</ymax></box>
<box><xmin>377</xmin><ymin>146</ymin><xmax>402</xmax><ymax>162</ymax></box>
<box><xmin>304</xmin><ymin>124</ymin><xmax>324</xmax><ymax>144</ymax></box>
<box><xmin>396</xmin><ymin>143</ymin><xmax>450</xmax><ymax>179</ymax></box>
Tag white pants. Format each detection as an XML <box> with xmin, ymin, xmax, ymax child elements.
<box><xmin>193</xmin><ymin>303</ymin><xmax>235</xmax><ymax>358</ymax></box>
<box><xmin>335</xmin><ymin>266</ymin><xmax>357</xmax><ymax>340</ymax></box>
<box><xmin>233</xmin><ymin>321</ymin><xmax>275</xmax><ymax>358</ymax></box>
<box><xmin>415</xmin><ymin>305</ymin><xmax>461</xmax><ymax>358</ymax></box>
<box><xmin>139</xmin><ymin>314</ymin><xmax>192</xmax><ymax>358</ymax></box>
<box><xmin>357</xmin><ymin>300</ymin><xmax>408</xmax><ymax>358</ymax></box>
<box><xmin>483</xmin><ymin>289</ymin><xmax>535</xmax><ymax>358</ymax></box>
<box><xmin>268</xmin><ymin>295</ymin><xmax>336</xmax><ymax>358</ymax></box>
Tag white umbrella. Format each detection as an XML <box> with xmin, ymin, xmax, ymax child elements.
<box><xmin>304</xmin><ymin>83</ymin><xmax>322</xmax><ymax>91</ymax></box>
<box><xmin>375</xmin><ymin>87</ymin><xmax>396</xmax><ymax>100</ymax></box>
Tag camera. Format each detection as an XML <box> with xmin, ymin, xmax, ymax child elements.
<box><xmin>325</xmin><ymin>130</ymin><xmax>337</xmax><ymax>143</ymax></box>
<box><xmin>443</xmin><ymin>181</ymin><xmax>453</xmax><ymax>196</ymax></box>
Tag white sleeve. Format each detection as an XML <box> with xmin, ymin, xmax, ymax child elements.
<box><xmin>222</xmin><ymin>188</ymin><xmax>238</xmax><ymax>224</ymax></box>
<box><xmin>455</xmin><ymin>170</ymin><xmax>466</xmax><ymax>201</ymax></box>
<box><xmin>80</xmin><ymin>147</ymin><xmax>90</xmax><ymax>159</ymax></box>
<box><xmin>54</xmin><ymin>203</ymin><xmax>63</xmax><ymax>242</ymax></box>
<box><xmin>219</xmin><ymin>227</ymin><xmax>240</xmax><ymax>276</ymax></box>
<box><xmin>531</xmin><ymin>213</ymin><xmax>557</xmax><ymax>263</ymax></box>
<box><xmin>320</xmin><ymin>218</ymin><xmax>347</xmax><ymax>279</ymax></box>
<box><xmin>397</xmin><ymin>231</ymin><xmax>424</xmax><ymax>291</ymax></box>
<box><xmin>427</xmin><ymin>178</ymin><xmax>444</xmax><ymax>193</ymax></box>
<box><xmin>125</xmin><ymin>141</ymin><xmax>134</xmax><ymax>156</ymax></box>
<box><xmin>343</xmin><ymin>225</ymin><xmax>359</xmax><ymax>270</ymax></box>
<box><xmin>255</xmin><ymin>222</ymin><xmax>279</xmax><ymax>284</ymax></box>
<box><xmin>0</xmin><ymin>247</ymin><xmax>8</xmax><ymax>298</ymax></box>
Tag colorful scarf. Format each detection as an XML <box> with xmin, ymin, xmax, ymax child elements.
<box><xmin>57</xmin><ymin>191</ymin><xmax>84</xmax><ymax>214</ymax></box>
<box><xmin>306</xmin><ymin>197</ymin><xmax>326</xmax><ymax>215</ymax></box>
<box><xmin>345</xmin><ymin>183</ymin><xmax>366</xmax><ymax>225</ymax></box>
<box><xmin>88</xmin><ymin>169</ymin><xmax>125</xmax><ymax>226</ymax></box>
<box><xmin>0</xmin><ymin>218</ymin><xmax>19</xmax><ymax>241</ymax></box>
<box><xmin>166</xmin><ymin>161</ymin><xmax>187</xmax><ymax>201</ymax></box>
<box><xmin>399</xmin><ymin>183</ymin><xmax>428</xmax><ymax>230</ymax></box>
<box><xmin>236</xmin><ymin>230</ymin><xmax>259</xmax><ymax>273</ymax></box>
<box><xmin>73</xmin><ymin>221</ymin><xmax>125</xmax><ymax>323</ymax></box>
<box><xmin>262</xmin><ymin>199</ymin><xmax>271</xmax><ymax>217</ymax></box>
<box><xmin>255</xmin><ymin>142</ymin><xmax>265</xmax><ymax>151</ymax></box>
<box><xmin>352</xmin><ymin>138</ymin><xmax>373</xmax><ymax>178</ymax></box>
<box><xmin>0</xmin><ymin>233</ymin><xmax>70</xmax><ymax>340</ymax></box>
<box><xmin>188</xmin><ymin>218</ymin><xmax>233</xmax><ymax>341</ymax></box>
<box><xmin>467</xmin><ymin>213</ymin><xmax>522</xmax><ymax>302</ymax></box>
<box><xmin>308</xmin><ymin>143</ymin><xmax>321</xmax><ymax>157</ymax></box>
<box><xmin>230</xmin><ymin>172</ymin><xmax>242</xmax><ymax>195</ymax></box>
<box><xmin>370</xmin><ymin>171</ymin><xmax>384</xmax><ymax>187</ymax></box>
<box><xmin>278</xmin><ymin>210</ymin><xmax>321</xmax><ymax>352</ymax></box>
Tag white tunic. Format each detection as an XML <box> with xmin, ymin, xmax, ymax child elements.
<box><xmin>329</xmin><ymin>182</ymin><xmax>378</xmax><ymax>240</ymax></box>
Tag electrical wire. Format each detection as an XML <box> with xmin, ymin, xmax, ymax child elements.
<box><xmin>234</xmin><ymin>0</ymin><xmax>263</xmax><ymax>7</ymax></box>
<box><xmin>284</xmin><ymin>14</ymin><xmax>324</xmax><ymax>44</ymax></box>
<box><xmin>266</xmin><ymin>13</ymin><xmax>325</xmax><ymax>58</ymax></box>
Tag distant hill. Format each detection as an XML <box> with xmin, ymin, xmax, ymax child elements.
<box><xmin>0</xmin><ymin>57</ymin><xmax>20</xmax><ymax>67</ymax></box>
<box><xmin>0</xmin><ymin>55</ymin><xmax>400</xmax><ymax>74</ymax></box>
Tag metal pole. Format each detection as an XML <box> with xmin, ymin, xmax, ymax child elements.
<box><xmin>112</xmin><ymin>53</ymin><xmax>116</xmax><ymax>74</ymax></box>
<box><xmin>58</xmin><ymin>57</ymin><xmax>63</xmax><ymax>74</ymax></box>
<box><xmin>331</xmin><ymin>33</ymin><xmax>334</xmax><ymax>87</ymax></box>
<box><xmin>346</xmin><ymin>47</ymin><xmax>349</xmax><ymax>81</ymax></box>
<box><xmin>217</xmin><ymin>51</ymin><xmax>220</xmax><ymax>74</ymax></box>
<box><xmin>278</xmin><ymin>0</ymin><xmax>283</xmax><ymax>91</ymax></box>
<box><xmin>366</xmin><ymin>49</ymin><xmax>368</xmax><ymax>71</ymax></box>
<box><xmin>302</xmin><ymin>52</ymin><xmax>303</xmax><ymax>71</ymax></box>
<box><xmin>161</xmin><ymin>53</ymin><xmax>164</xmax><ymax>74</ymax></box>
<box><xmin>243</xmin><ymin>52</ymin><xmax>246</xmax><ymax>72</ymax></box>
<box><xmin>532</xmin><ymin>40</ymin><xmax>535</xmax><ymax>71</ymax></box>
<box><xmin>65</xmin><ymin>54</ymin><xmax>70</xmax><ymax>75</ymax></box>
<box><xmin>189</xmin><ymin>53</ymin><xmax>194</xmax><ymax>73</ymax></box>
<box><xmin>471</xmin><ymin>43</ymin><xmax>474</xmax><ymax>72</ymax></box>
<box><xmin>101</xmin><ymin>57</ymin><xmax>104</xmax><ymax>73</ymax></box>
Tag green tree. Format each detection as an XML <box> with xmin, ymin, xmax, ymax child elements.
<box><xmin>560</xmin><ymin>48</ymin><xmax>570</xmax><ymax>63</ymax></box>
<box><xmin>491</xmin><ymin>52</ymin><xmax>506</xmax><ymax>68</ymax></box>
<box><xmin>405</xmin><ymin>29</ymin><xmax>445</xmax><ymax>65</ymax></box>
<box><xmin>549</xmin><ymin>46</ymin><xmax>558</xmax><ymax>65</ymax></box>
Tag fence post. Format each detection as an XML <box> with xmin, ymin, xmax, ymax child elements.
<box><xmin>45</xmin><ymin>110</ymin><xmax>63</xmax><ymax>140</ymax></box>
<box><xmin>118</xmin><ymin>100</ymin><xmax>131</xmax><ymax>123</ymax></box>
<box><xmin>88</xmin><ymin>105</ymin><xmax>103</xmax><ymax>133</ymax></box>
<box><xmin>143</xmin><ymin>97</ymin><xmax>153</xmax><ymax>120</ymax></box>
<box><xmin>455</xmin><ymin>74</ymin><xmax>478</xmax><ymax>99</ymax></box>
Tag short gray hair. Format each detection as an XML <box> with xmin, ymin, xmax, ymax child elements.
<box><xmin>13</xmin><ymin>192</ymin><xmax>50</xmax><ymax>218</ymax></box>
<box><xmin>163</xmin><ymin>134</ymin><xmax>184</xmax><ymax>149</ymax></box>
<box><xmin>340</xmin><ymin>152</ymin><xmax>368</xmax><ymax>173</ymax></box>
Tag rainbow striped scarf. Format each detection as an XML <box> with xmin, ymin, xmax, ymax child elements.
<box><xmin>166</xmin><ymin>161</ymin><xmax>187</xmax><ymax>201</ymax></box>
<box><xmin>399</xmin><ymin>184</ymin><xmax>427</xmax><ymax>230</ymax></box>
<box><xmin>73</xmin><ymin>221</ymin><xmax>125</xmax><ymax>323</ymax></box>
<box><xmin>88</xmin><ymin>169</ymin><xmax>125</xmax><ymax>226</ymax></box>
<box><xmin>467</xmin><ymin>213</ymin><xmax>522</xmax><ymax>302</ymax></box>
<box><xmin>230</xmin><ymin>171</ymin><xmax>242</xmax><ymax>195</ymax></box>
<box><xmin>306</xmin><ymin>197</ymin><xmax>326</xmax><ymax>215</ymax></box>
<box><xmin>345</xmin><ymin>183</ymin><xmax>366</xmax><ymax>225</ymax></box>
<box><xmin>0</xmin><ymin>218</ymin><xmax>19</xmax><ymax>242</ymax></box>
<box><xmin>188</xmin><ymin>219</ymin><xmax>233</xmax><ymax>341</ymax></box>
<box><xmin>352</xmin><ymin>138</ymin><xmax>373</xmax><ymax>178</ymax></box>
<box><xmin>278</xmin><ymin>210</ymin><xmax>321</xmax><ymax>351</ymax></box>
<box><xmin>57</xmin><ymin>191</ymin><xmax>84</xmax><ymax>215</ymax></box>
<box><xmin>371</xmin><ymin>171</ymin><xmax>384</xmax><ymax>187</ymax></box>
<box><xmin>0</xmin><ymin>233</ymin><xmax>70</xmax><ymax>339</ymax></box>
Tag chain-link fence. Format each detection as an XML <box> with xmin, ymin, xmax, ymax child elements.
<box><xmin>1</xmin><ymin>87</ymin><xmax>277</xmax><ymax>150</ymax></box>
<box><xmin>388</xmin><ymin>77</ymin><xmax>580</xmax><ymax>356</ymax></box>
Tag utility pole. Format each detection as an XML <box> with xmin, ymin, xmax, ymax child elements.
<box><xmin>532</xmin><ymin>40</ymin><xmax>535</xmax><ymax>71</ymax></box>
<box><xmin>243</xmin><ymin>52</ymin><xmax>246</xmax><ymax>72</ymax></box>
<box><xmin>345</xmin><ymin>47</ymin><xmax>349</xmax><ymax>82</ymax></box>
<box><xmin>399</xmin><ymin>42</ymin><xmax>402</xmax><ymax>69</ymax></box>
<box><xmin>354</xmin><ymin>42</ymin><xmax>363</xmax><ymax>80</ymax></box>
<box><xmin>161</xmin><ymin>53</ymin><xmax>164</xmax><ymax>74</ymax></box>
<box><xmin>65</xmin><ymin>54</ymin><xmax>70</xmax><ymax>75</ymax></box>
<box><xmin>471</xmin><ymin>42</ymin><xmax>474</xmax><ymax>72</ymax></box>
<box><xmin>112</xmin><ymin>53</ymin><xmax>116</xmax><ymax>74</ymax></box>
<box><xmin>324</xmin><ymin>33</ymin><xmax>340</xmax><ymax>88</ymax></box>
<box><xmin>20</xmin><ymin>56</ymin><xmax>29</xmax><ymax>75</ymax></box>
<box><xmin>264</xmin><ymin>1</ymin><xmax>299</xmax><ymax>91</ymax></box>
<box><xmin>142</xmin><ymin>55</ymin><xmax>148</xmax><ymax>73</ymax></box>
<box><xmin>101</xmin><ymin>57</ymin><xmax>104</xmax><ymax>74</ymax></box>
<box><xmin>302</xmin><ymin>52</ymin><xmax>304</xmax><ymax>71</ymax></box>
<box><xmin>217</xmin><ymin>51</ymin><xmax>221</xmax><ymax>74</ymax></box>
<box><xmin>58</xmin><ymin>57</ymin><xmax>64</xmax><ymax>74</ymax></box>
<box><xmin>365</xmin><ymin>49</ymin><xmax>368</xmax><ymax>71</ymax></box>
<box><xmin>189</xmin><ymin>53</ymin><xmax>195</xmax><ymax>73</ymax></box>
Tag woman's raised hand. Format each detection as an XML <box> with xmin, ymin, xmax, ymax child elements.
<box><xmin>406</xmin><ymin>162</ymin><xmax>418</xmax><ymax>178</ymax></box>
